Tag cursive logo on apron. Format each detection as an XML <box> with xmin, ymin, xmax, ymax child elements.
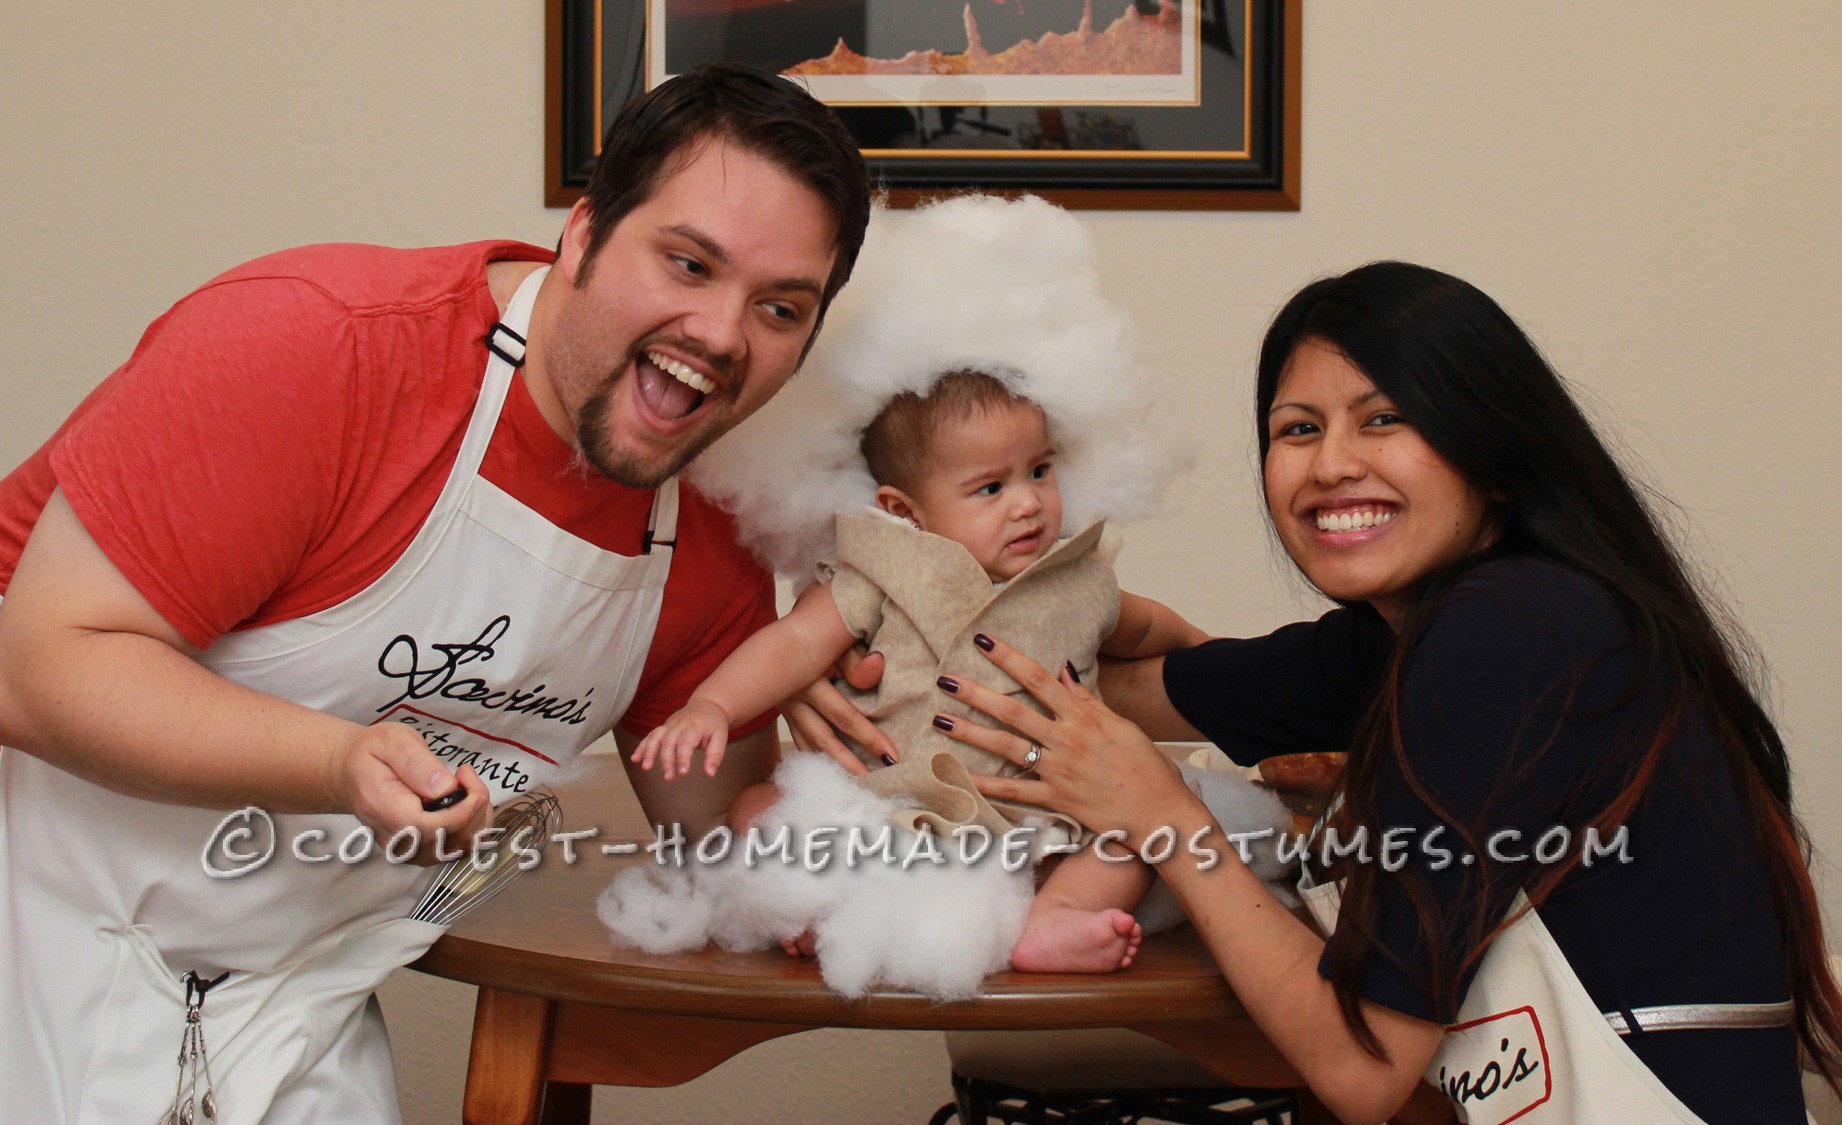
<box><xmin>374</xmin><ymin>614</ymin><xmax>595</xmax><ymax>726</ymax></box>
<box><xmin>1436</xmin><ymin>1005</ymin><xmax>1552</xmax><ymax>1122</ymax></box>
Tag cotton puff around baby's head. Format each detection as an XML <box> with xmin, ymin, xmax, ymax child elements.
<box><xmin>686</xmin><ymin>193</ymin><xmax>1183</xmax><ymax>579</ymax></box>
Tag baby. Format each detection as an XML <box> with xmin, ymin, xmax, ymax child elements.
<box><xmin>632</xmin><ymin>368</ymin><xmax>1201</xmax><ymax>974</ymax></box>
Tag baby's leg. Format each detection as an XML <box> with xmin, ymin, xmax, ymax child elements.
<box><xmin>725</xmin><ymin>782</ymin><xmax>818</xmax><ymax>958</ymax></box>
<box><xmin>727</xmin><ymin>781</ymin><xmax>781</xmax><ymax>834</ymax></box>
<box><xmin>1009</xmin><ymin>848</ymin><xmax>1154</xmax><ymax>974</ymax></box>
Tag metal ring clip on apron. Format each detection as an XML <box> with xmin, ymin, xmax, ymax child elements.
<box><xmin>0</xmin><ymin>266</ymin><xmax>682</xmax><ymax>1124</ymax></box>
<box><xmin>1293</xmin><ymin>809</ymin><xmax>1793</xmax><ymax>1125</ymax></box>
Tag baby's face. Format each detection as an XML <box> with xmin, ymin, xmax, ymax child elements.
<box><xmin>901</xmin><ymin>402</ymin><xmax>1063</xmax><ymax>581</ymax></box>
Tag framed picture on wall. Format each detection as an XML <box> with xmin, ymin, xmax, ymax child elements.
<box><xmin>546</xmin><ymin>0</ymin><xmax>1300</xmax><ymax>211</ymax></box>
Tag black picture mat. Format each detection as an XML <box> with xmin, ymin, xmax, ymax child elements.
<box><xmin>548</xmin><ymin>0</ymin><xmax>1296</xmax><ymax>209</ymax></box>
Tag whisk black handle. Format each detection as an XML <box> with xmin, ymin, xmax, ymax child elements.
<box><xmin>422</xmin><ymin>786</ymin><xmax>467</xmax><ymax>813</ymax></box>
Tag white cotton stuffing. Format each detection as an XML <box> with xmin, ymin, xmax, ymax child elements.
<box><xmin>598</xmin><ymin>757</ymin><xmax>1301</xmax><ymax>1000</ymax></box>
<box><xmin>599</xmin><ymin>754</ymin><xmax>1034</xmax><ymax>1001</ymax></box>
<box><xmin>685</xmin><ymin>192</ymin><xmax>1188</xmax><ymax>580</ymax></box>
<box><xmin>594</xmin><ymin>858</ymin><xmax>718</xmax><ymax>955</ymax></box>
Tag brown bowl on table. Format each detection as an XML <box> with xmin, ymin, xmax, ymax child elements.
<box><xmin>1252</xmin><ymin>752</ymin><xmax>1345</xmax><ymax>836</ymax></box>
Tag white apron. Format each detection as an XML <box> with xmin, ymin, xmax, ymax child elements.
<box><xmin>0</xmin><ymin>266</ymin><xmax>681</xmax><ymax>1123</ymax></box>
<box><xmin>1298</xmin><ymin>863</ymin><xmax>1792</xmax><ymax>1123</ymax></box>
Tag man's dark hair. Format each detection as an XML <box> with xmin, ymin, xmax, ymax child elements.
<box><xmin>580</xmin><ymin>64</ymin><xmax>871</xmax><ymax>326</ymax></box>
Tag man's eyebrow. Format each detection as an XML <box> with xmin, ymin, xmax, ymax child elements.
<box><xmin>772</xmin><ymin>276</ymin><xmax>825</xmax><ymax>299</ymax></box>
<box><xmin>667</xmin><ymin>223</ymin><xmax>824</xmax><ymax>298</ymax></box>
<box><xmin>668</xmin><ymin>224</ymin><xmax>729</xmax><ymax>265</ymax></box>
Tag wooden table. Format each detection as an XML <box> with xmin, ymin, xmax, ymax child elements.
<box><xmin>409</xmin><ymin>755</ymin><xmax>1323</xmax><ymax>1124</ymax></box>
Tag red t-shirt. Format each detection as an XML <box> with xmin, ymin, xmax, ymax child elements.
<box><xmin>0</xmin><ymin>241</ymin><xmax>775</xmax><ymax>738</ymax></box>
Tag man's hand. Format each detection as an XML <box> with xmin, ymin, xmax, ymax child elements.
<box><xmin>781</xmin><ymin>646</ymin><xmax>896</xmax><ymax>775</ymax></box>
<box><xmin>629</xmin><ymin>698</ymin><xmax>734</xmax><ymax>780</ymax></box>
<box><xmin>329</xmin><ymin>722</ymin><xmax>492</xmax><ymax>864</ymax></box>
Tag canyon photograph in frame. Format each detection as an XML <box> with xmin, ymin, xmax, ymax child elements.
<box><xmin>548</xmin><ymin>0</ymin><xmax>1299</xmax><ymax>210</ymax></box>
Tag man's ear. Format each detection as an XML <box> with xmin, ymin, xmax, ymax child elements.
<box><xmin>556</xmin><ymin>199</ymin><xmax>596</xmax><ymax>285</ymax></box>
<box><xmin>874</xmin><ymin>485</ymin><xmax>920</xmax><ymax>526</ymax></box>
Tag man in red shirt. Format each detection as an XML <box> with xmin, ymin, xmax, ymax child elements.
<box><xmin>0</xmin><ymin>65</ymin><xmax>873</xmax><ymax>1121</ymax></box>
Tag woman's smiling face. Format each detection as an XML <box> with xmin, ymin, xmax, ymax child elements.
<box><xmin>1263</xmin><ymin>340</ymin><xmax>1497</xmax><ymax>625</ymax></box>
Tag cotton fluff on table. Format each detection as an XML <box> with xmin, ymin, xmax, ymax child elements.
<box><xmin>599</xmin><ymin>753</ymin><xmax>1294</xmax><ymax>1001</ymax></box>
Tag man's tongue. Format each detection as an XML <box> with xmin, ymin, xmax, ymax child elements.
<box><xmin>636</xmin><ymin>356</ymin><xmax>704</xmax><ymax>421</ymax></box>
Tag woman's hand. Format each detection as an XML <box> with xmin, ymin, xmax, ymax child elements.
<box><xmin>932</xmin><ymin>634</ymin><xmax>1203</xmax><ymax>844</ymax></box>
<box><xmin>781</xmin><ymin>647</ymin><xmax>897</xmax><ymax>776</ymax></box>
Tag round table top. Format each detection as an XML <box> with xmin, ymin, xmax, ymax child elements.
<box><xmin>411</xmin><ymin>756</ymin><xmax>1250</xmax><ymax>1031</ymax></box>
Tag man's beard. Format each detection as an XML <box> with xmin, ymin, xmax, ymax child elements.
<box><xmin>574</xmin><ymin>375</ymin><xmax>728</xmax><ymax>489</ymax></box>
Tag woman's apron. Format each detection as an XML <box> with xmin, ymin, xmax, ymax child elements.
<box><xmin>0</xmin><ymin>267</ymin><xmax>681</xmax><ymax>1123</ymax></box>
<box><xmin>1297</xmin><ymin>857</ymin><xmax>1793</xmax><ymax>1123</ymax></box>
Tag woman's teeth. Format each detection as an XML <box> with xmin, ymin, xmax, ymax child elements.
<box><xmin>1316</xmin><ymin>508</ymin><xmax>1395</xmax><ymax>532</ymax></box>
<box><xmin>646</xmin><ymin>351</ymin><xmax>715</xmax><ymax>394</ymax></box>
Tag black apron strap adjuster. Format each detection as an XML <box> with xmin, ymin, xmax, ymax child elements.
<box><xmin>486</xmin><ymin>323</ymin><xmax>528</xmax><ymax>368</ymax></box>
<box><xmin>1615</xmin><ymin>1003</ymin><xmax>1646</xmax><ymax>1039</ymax></box>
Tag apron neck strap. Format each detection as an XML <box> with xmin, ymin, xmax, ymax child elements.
<box><xmin>643</xmin><ymin>477</ymin><xmax>681</xmax><ymax>555</ymax></box>
<box><xmin>485</xmin><ymin>266</ymin><xmax>547</xmax><ymax>370</ymax></box>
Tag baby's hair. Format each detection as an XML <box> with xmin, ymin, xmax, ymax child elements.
<box><xmin>859</xmin><ymin>371</ymin><xmax>1041</xmax><ymax>491</ymax></box>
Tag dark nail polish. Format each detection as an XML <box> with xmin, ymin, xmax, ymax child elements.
<box><xmin>933</xmin><ymin>715</ymin><xmax>956</xmax><ymax>732</ymax></box>
<box><xmin>1065</xmin><ymin>661</ymin><xmax>1080</xmax><ymax>683</ymax></box>
<box><xmin>880</xmin><ymin>753</ymin><xmax>898</xmax><ymax>767</ymax></box>
<box><xmin>974</xmin><ymin>634</ymin><xmax>995</xmax><ymax>652</ymax></box>
<box><xmin>937</xmin><ymin>676</ymin><xmax>959</xmax><ymax>693</ymax></box>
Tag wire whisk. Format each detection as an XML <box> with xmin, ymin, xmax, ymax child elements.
<box><xmin>409</xmin><ymin>790</ymin><xmax>563</xmax><ymax>926</ymax></box>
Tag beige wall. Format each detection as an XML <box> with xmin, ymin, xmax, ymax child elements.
<box><xmin>5</xmin><ymin>3</ymin><xmax>1840</xmax><ymax>1121</ymax></box>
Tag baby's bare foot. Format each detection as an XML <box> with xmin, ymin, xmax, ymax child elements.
<box><xmin>780</xmin><ymin>929</ymin><xmax>818</xmax><ymax>958</ymax></box>
<box><xmin>1010</xmin><ymin>907</ymin><xmax>1142</xmax><ymax>974</ymax></box>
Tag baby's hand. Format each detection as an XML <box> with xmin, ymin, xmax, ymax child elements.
<box><xmin>630</xmin><ymin>699</ymin><xmax>733</xmax><ymax>780</ymax></box>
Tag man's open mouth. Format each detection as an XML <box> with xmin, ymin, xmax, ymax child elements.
<box><xmin>635</xmin><ymin>350</ymin><xmax>716</xmax><ymax>422</ymax></box>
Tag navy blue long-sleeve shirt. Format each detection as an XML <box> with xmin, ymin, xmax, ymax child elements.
<box><xmin>1163</xmin><ymin>556</ymin><xmax>1804</xmax><ymax>1122</ymax></box>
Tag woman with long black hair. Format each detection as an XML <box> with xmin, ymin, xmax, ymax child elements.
<box><xmin>932</xmin><ymin>261</ymin><xmax>1842</xmax><ymax>1122</ymax></box>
